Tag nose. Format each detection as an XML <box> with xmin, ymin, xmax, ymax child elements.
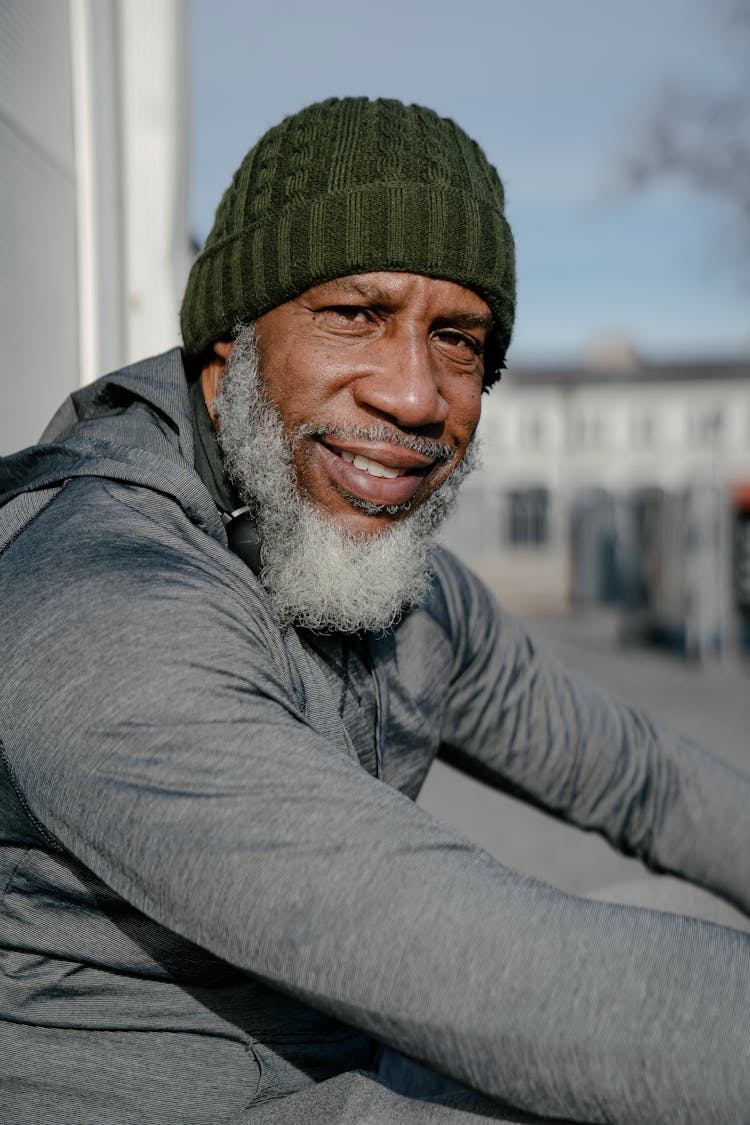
<box><xmin>352</xmin><ymin>333</ymin><xmax>449</xmax><ymax>430</ymax></box>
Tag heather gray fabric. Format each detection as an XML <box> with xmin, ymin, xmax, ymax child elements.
<box><xmin>591</xmin><ymin>874</ymin><xmax>750</xmax><ymax>930</ymax></box>
<box><xmin>2</xmin><ymin>348</ymin><xmax>750</xmax><ymax>1124</ymax></box>
<box><xmin>241</xmin><ymin>1071</ymin><xmax>563</xmax><ymax>1123</ymax></box>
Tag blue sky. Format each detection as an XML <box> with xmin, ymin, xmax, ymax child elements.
<box><xmin>189</xmin><ymin>0</ymin><xmax>749</xmax><ymax>364</ymax></box>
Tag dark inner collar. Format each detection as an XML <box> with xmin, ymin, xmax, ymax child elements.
<box><xmin>188</xmin><ymin>377</ymin><xmax>263</xmax><ymax>575</ymax></box>
<box><xmin>188</xmin><ymin>376</ymin><xmax>242</xmax><ymax>516</ymax></box>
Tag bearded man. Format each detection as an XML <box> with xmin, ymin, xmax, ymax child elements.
<box><xmin>1</xmin><ymin>98</ymin><xmax>750</xmax><ymax>1125</ymax></box>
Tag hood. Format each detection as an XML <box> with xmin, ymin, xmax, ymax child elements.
<box><xmin>0</xmin><ymin>348</ymin><xmax>224</xmax><ymax>543</ymax></box>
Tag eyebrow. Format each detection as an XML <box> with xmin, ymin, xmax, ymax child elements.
<box><xmin>313</xmin><ymin>277</ymin><xmax>389</xmax><ymax>302</ymax></box>
<box><xmin>433</xmin><ymin>313</ymin><xmax>495</xmax><ymax>334</ymax></box>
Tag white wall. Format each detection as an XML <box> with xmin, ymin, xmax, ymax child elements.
<box><xmin>0</xmin><ymin>0</ymin><xmax>190</xmax><ymax>455</ymax></box>
<box><xmin>0</xmin><ymin>0</ymin><xmax>80</xmax><ymax>453</ymax></box>
<box><xmin>476</xmin><ymin>372</ymin><xmax>750</xmax><ymax>498</ymax></box>
<box><xmin>440</xmin><ymin>364</ymin><xmax>750</xmax><ymax>624</ymax></box>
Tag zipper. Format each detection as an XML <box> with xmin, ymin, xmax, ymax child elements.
<box><xmin>363</xmin><ymin>635</ymin><xmax>384</xmax><ymax>781</ymax></box>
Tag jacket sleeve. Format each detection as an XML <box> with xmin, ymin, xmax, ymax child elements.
<box><xmin>3</xmin><ymin>484</ymin><xmax>750</xmax><ymax>1125</ymax></box>
<box><xmin>432</xmin><ymin>551</ymin><xmax>750</xmax><ymax>919</ymax></box>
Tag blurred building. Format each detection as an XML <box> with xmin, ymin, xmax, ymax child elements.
<box><xmin>0</xmin><ymin>0</ymin><xmax>190</xmax><ymax>455</ymax></box>
<box><xmin>442</xmin><ymin>345</ymin><xmax>750</xmax><ymax>658</ymax></box>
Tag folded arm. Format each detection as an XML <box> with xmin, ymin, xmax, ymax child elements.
<box><xmin>431</xmin><ymin>552</ymin><xmax>750</xmax><ymax>918</ymax></box>
<box><xmin>4</xmin><ymin>491</ymin><xmax>750</xmax><ymax>1125</ymax></box>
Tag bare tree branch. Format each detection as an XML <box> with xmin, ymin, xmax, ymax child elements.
<box><xmin>623</xmin><ymin>0</ymin><xmax>750</xmax><ymax>266</ymax></box>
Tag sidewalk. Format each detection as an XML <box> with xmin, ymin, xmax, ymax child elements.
<box><xmin>419</xmin><ymin>607</ymin><xmax>749</xmax><ymax>894</ymax></box>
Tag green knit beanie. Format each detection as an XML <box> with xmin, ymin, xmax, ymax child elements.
<box><xmin>180</xmin><ymin>96</ymin><xmax>515</xmax><ymax>385</ymax></box>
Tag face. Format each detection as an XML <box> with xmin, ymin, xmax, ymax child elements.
<box><xmin>242</xmin><ymin>271</ymin><xmax>492</xmax><ymax>537</ymax></box>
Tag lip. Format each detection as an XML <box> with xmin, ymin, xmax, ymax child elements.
<box><xmin>316</xmin><ymin>440</ymin><xmax>435</xmax><ymax>508</ymax></box>
<box><xmin>322</xmin><ymin>438</ymin><xmax>435</xmax><ymax>472</ymax></box>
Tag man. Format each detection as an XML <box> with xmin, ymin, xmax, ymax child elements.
<box><xmin>1</xmin><ymin>97</ymin><xmax>749</xmax><ymax>1125</ymax></box>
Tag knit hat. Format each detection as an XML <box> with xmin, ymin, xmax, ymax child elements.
<box><xmin>180</xmin><ymin>97</ymin><xmax>515</xmax><ymax>385</ymax></box>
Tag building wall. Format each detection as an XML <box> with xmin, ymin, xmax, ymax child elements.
<box><xmin>0</xmin><ymin>0</ymin><xmax>80</xmax><ymax>453</ymax></box>
<box><xmin>441</xmin><ymin>360</ymin><xmax>750</xmax><ymax>650</ymax></box>
<box><xmin>0</xmin><ymin>0</ymin><xmax>189</xmax><ymax>455</ymax></box>
<box><xmin>477</xmin><ymin>374</ymin><xmax>750</xmax><ymax>495</ymax></box>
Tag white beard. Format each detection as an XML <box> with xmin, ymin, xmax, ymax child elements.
<box><xmin>214</xmin><ymin>324</ymin><xmax>478</xmax><ymax>633</ymax></box>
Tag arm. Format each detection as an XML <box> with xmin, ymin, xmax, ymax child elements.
<box><xmin>3</xmin><ymin>484</ymin><xmax>750</xmax><ymax>1125</ymax></box>
<box><xmin>432</xmin><ymin>551</ymin><xmax>750</xmax><ymax>918</ymax></box>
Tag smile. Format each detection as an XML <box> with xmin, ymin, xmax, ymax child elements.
<box><xmin>315</xmin><ymin>440</ymin><xmax>436</xmax><ymax>511</ymax></box>
<box><xmin>340</xmin><ymin>451</ymin><xmax>406</xmax><ymax>479</ymax></box>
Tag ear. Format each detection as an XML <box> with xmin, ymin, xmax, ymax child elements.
<box><xmin>200</xmin><ymin>340</ymin><xmax>234</xmax><ymax>428</ymax></box>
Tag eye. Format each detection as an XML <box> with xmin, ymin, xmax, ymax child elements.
<box><xmin>322</xmin><ymin>305</ymin><xmax>374</xmax><ymax>326</ymax></box>
<box><xmin>433</xmin><ymin>330</ymin><xmax>483</xmax><ymax>359</ymax></box>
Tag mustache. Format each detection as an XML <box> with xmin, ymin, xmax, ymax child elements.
<box><xmin>296</xmin><ymin>423</ymin><xmax>454</xmax><ymax>463</ymax></box>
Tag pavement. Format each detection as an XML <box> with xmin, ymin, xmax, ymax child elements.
<box><xmin>418</xmin><ymin>606</ymin><xmax>750</xmax><ymax>895</ymax></box>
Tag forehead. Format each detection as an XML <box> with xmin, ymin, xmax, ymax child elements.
<box><xmin>300</xmin><ymin>271</ymin><xmax>494</xmax><ymax>322</ymax></box>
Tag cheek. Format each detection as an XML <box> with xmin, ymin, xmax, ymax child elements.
<box><xmin>287</xmin><ymin>435</ymin><xmax>325</xmax><ymax>503</ymax></box>
<box><xmin>447</xmin><ymin>387</ymin><xmax>482</xmax><ymax>447</ymax></box>
<box><xmin>262</xmin><ymin>356</ymin><xmax>339</xmax><ymax>429</ymax></box>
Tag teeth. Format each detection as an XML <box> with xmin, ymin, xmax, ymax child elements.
<box><xmin>340</xmin><ymin>451</ymin><xmax>403</xmax><ymax>479</ymax></box>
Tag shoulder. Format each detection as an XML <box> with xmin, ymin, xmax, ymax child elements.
<box><xmin>3</xmin><ymin>474</ymin><xmax>283</xmax><ymax>661</ymax></box>
<box><xmin>422</xmin><ymin>545</ymin><xmax>501</xmax><ymax>641</ymax></box>
<box><xmin>404</xmin><ymin>545</ymin><xmax>535</xmax><ymax>675</ymax></box>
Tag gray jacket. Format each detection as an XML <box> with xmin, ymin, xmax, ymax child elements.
<box><xmin>1</xmin><ymin>349</ymin><xmax>750</xmax><ymax>1124</ymax></box>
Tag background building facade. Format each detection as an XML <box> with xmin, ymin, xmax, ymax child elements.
<box><xmin>442</xmin><ymin>349</ymin><xmax>750</xmax><ymax>657</ymax></box>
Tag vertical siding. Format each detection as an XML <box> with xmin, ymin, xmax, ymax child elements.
<box><xmin>0</xmin><ymin>0</ymin><xmax>189</xmax><ymax>457</ymax></box>
<box><xmin>0</xmin><ymin>0</ymin><xmax>79</xmax><ymax>453</ymax></box>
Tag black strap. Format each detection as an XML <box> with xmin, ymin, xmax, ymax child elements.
<box><xmin>223</xmin><ymin>506</ymin><xmax>262</xmax><ymax>575</ymax></box>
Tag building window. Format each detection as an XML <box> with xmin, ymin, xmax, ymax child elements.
<box><xmin>520</xmin><ymin>414</ymin><xmax>546</xmax><ymax>449</ymax></box>
<box><xmin>506</xmin><ymin>488</ymin><xmax>550</xmax><ymax>546</ymax></box>
<box><xmin>567</xmin><ymin>413</ymin><xmax>604</xmax><ymax>450</ymax></box>
<box><xmin>631</xmin><ymin>413</ymin><xmax>656</xmax><ymax>448</ymax></box>
<box><xmin>688</xmin><ymin>409</ymin><xmax>723</xmax><ymax>448</ymax></box>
